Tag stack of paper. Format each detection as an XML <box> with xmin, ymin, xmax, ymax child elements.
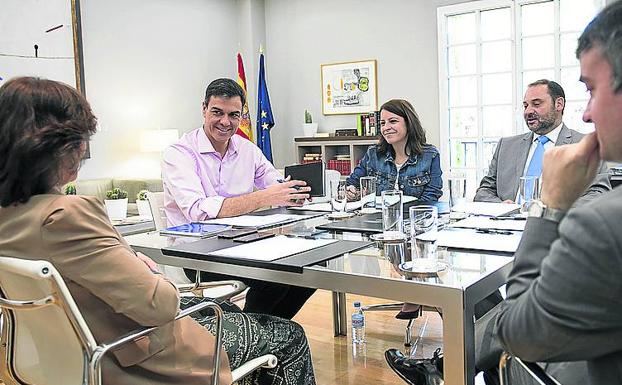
<box><xmin>201</xmin><ymin>213</ymin><xmax>312</xmax><ymax>228</ymax></box>
<box><xmin>417</xmin><ymin>227</ymin><xmax>522</xmax><ymax>253</ymax></box>
<box><xmin>292</xmin><ymin>195</ymin><xmax>417</xmax><ymax>212</ymax></box>
<box><xmin>451</xmin><ymin>202</ymin><xmax>520</xmax><ymax>217</ymax></box>
<box><xmin>211</xmin><ymin>235</ymin><xmax>338</xmax><ymax>261</ymax></box>
<box><xmin>450</xmin><ymin>216</ymin><xmax>526</xmax><ymax>231</ymax></box>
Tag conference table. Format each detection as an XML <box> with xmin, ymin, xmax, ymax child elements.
<box><xmin>125</xmin><ymin>210</ymin><xmax>514</xmax><ymax>385</ymax></box>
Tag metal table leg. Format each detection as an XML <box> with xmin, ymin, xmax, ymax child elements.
<box><xmin>332</xmin><ymin>291</ymin><xmax>347</xmax><ymax>336</ymax></box>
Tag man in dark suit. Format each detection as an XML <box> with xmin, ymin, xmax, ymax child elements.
<box><xmin>474</xmin><ymin>79</ymin><xmax>609</xmax><ymax>203</ymax></box>
<box><xmin>494</xmin><ymin>2</ymin><xmax>622</xmax><ymax>384</ymax></box>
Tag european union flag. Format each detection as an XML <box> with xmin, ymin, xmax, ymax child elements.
<box><xmin>256</xmin><ymin>53</ymin><xmax>274</xmax><ymax>163</ymax></box>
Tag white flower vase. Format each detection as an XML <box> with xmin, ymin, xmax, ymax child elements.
<box><xmin>104</xmin><ymin>198</ymin><xmax>128</xmax><ymax>221</ymax></box>
<box><xmin>136</xmin><ymin>199</ymin><xmax>152</xmax><ymax>219</ymax></box>
<box><xmin>303</xmin><ymin>123</ymin><xmax>318</xmax><ymax>137</ymax></box>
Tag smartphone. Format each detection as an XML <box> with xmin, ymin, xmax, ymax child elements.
<box><xmin>217</xmin><ymin>228</ymin><xmax>258</xmax><ymax>239</ymax></box>
<box><xmin>233</xmin><ymin>232</ymin><xmax>276</xmax><ymax>243</ymax></box>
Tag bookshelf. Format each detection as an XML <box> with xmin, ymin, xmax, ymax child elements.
<box><xmin>294</xmin><ymin>136</ymin><xmax>378</xmax><ymax>176</ymax></box>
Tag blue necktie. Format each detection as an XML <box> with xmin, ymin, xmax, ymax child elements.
<box><xmin>525</xmin><ymin>135</ymin><xmax>551</xmax><ymax>177</ymax></box>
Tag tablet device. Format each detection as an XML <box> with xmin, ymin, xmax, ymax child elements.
<box><xmin>284</xmin><ymin>162</ymin><xmax>325</xmax><ymax>197</ymax></box>
<box><xmin>233</xmin><ymin>232</ymin><xmax>276</xmax><ymax>243</ymax></box>
<box><xmin>217</xmin><ymin>228</ymin><xmax>258</xmax><ymax>239</ymax></box>
<box><xmin>160</xmin><ymin>223</ymin><xmax>230</xmax><ymax>237</ymax></box>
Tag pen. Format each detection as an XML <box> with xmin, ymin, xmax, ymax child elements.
<box><xmin>491</xmin><ymin>216</ymin><xmax>526</xmax><ymax>221</ymax></box>
<box><xmin>475</xmin><ymin>228</ymin><xmax>514</xmax><ymax>235</ymax></box>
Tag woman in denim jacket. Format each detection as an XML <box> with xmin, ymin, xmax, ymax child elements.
<box><xmin>346</xmin><ymin>99</ymin><xmax>443</xmax><ymax>202</ymax></box>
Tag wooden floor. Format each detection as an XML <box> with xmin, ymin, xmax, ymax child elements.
<box><xmin>291</xmin><ymin>290</ymin><xmax>444</xmax><ymax>385</ymax></box>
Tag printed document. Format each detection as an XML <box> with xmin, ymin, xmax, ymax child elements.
<box><xmin>451</xmin><ymin>202</ymin><xmax>520</xmax><ymax>217</ymax></box>
<box><xmin>211</xmin><ymin>235</ymin><xmax>338</xmax><ymax>261</ymax></box>
<box><xmin>417</xmin><ymin>228</ymin><xmax>522</xmax><ymax>253</ymax></box>
<box><xmin>450</xmin><ymin>216</ymin><xmax>526</xmax><ymax>231</ymax></box>
<box><xmin>293</xmin><ymin>195</ymin><xmax>417</xmax><ymax>212</ymax></box>
<box><xmin>201</xmin><ymin>213</ymin><xmax>312</xmax><ymax>228</ymax></box>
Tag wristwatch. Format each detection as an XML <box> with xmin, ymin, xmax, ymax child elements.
<box><xmin>527</xmin><ymin>200</ymin><xmax>567</xmax><ymax>223</ymax></box>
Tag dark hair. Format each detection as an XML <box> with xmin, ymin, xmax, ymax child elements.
<box><xmin>204</xmin><ymin>78</ymin><xmax>246</xmax><ymax>106</ymax></box>
<box><xmin>0</xmin><ymin>77</ymin><xmax>97</xmax><ymax>207</ymax></box>
<box><xmin>576</xmin><ymin>0</ymin><xmax>622</xmax><ymax>93</ymax></box>
<box><xmin>378</xmin><ymin>99</ymin><xmax>427</xmax><ymax>157</ymax></box>
<box><xmin>527</xmin><ymin>79</ymin><xmax>566</xmax><ymax>113</ymax></box>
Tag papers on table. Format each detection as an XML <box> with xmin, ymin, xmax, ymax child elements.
<box><xmin>417</xmin><ymin>228</ymin><xmax>522</xmax><ymax>253</ymax></box>
<box><xmin>292</xmin><ymin>195</ymin><xmax>418</xmax><ymax>212</ymax></box>
<box><xmin>451</xmin><ymin>202</ymin><xmax>520</xmax><ymax>217</ymax></box>
<box><xmin>201</xmin><ymin>213</ymin><xmax>312</xmax><ymax>228</ymax></box>
<box><xmin>210</xmin><ymin>235</ymin><xmax>338</xmax><ymax>261</ymax></box>
<box><xmin>450</xmin><ymin>216</ymin><xmax>526</xmax><ymax>232</ymax></box>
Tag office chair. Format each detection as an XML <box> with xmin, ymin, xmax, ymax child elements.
<box><xmin>0</xmin><ymin>256</ymin><xmax>277</xmax><ymax>385</ymax></box>
<box><xmin>145</xmin><ymin>192</ymin><xmax>247</xmax><ymax>301</ymax></box>
<box><xmin>499</xmin><ymin>352</ymin><xmax>562</xmax><ymax>385</ymax></box>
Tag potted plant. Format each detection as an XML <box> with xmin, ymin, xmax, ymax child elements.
<box><xmin>63</xmin><ymin>182</ymin><xmax>76</xmax><ymax>195</ymax></box>
<box><xmin>104</xmin><ymin>187</ymin><xmax>128</xmax><ymax>220</ymax></box>
<box><xmin>303</xmin><ymin>109</ymin><xmax>318</xmax><ymax>137</ymax></box>
<box><xmin>136</xmin><ymin>189</ymin><xmax>152</xmax><ymax>218</ymax></box>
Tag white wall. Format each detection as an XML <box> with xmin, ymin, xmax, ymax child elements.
<box><xmin>78</xmin><ymin>0</ymin><xmax>241</xmax><ymax>179</ymax></box>
<box><xmin>265</xmin><ymin>0</ymin><xmax>467</xmax><ymax>168</ymax></box>
<box><xmin>73</xmin><ymin>0</ymin><xmax>469</xmax><ymax>177</ymax></box>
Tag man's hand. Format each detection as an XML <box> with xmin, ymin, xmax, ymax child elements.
<box><xmin>136</xmin><ymin>252</ymin><xmax>161</xmax><ymax>274</ymax></box>
<box><xmin>346</xmin><ymin>185</ymin><xmax>359</xmax><ymax>201</ymax></box>
<box><xmin>260</xmin><ymin>179</ymin><xmax>311</xmax><ymax>207</ymax></box>
<box><xmin>502</xmin><ymin>199</ymin><xmax>515</xmax><ymax>204</ymax></box>
<box><xmin>541</xmin><ymin>133</ymin><xmax>601</xmax><ymax>211</ymax></box>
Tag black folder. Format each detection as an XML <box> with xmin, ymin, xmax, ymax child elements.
<box><xmin>284</xmin><ymin>162</ymin><xmax>325</xmax><ymax>197</ymax></box>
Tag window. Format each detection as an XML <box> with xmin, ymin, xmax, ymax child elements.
<box><xmin>437</xmin><ymin>0</ymin><xmax>604</xmax><ymax>198</ymax></box>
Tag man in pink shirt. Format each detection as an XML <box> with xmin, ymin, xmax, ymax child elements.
<box><xmin>162</xmin><ymin>78</ymin><xmax>315</xmax><ymax>318</ymax></box>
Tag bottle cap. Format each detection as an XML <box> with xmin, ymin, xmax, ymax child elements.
<box><xmin>353</xmin><ymin>301</ymin><xmax>361</xmax><ymax>308</ymax></box>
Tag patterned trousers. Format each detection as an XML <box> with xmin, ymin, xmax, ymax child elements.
<box><xmin>180</xmin><ymin>297</ymin><xmax>316</xmax><ymax>385</ymax></box>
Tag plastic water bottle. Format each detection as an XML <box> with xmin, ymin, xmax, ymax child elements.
<box><xmin>351</xmin><ymin>301</ymin><xmax>366</xmax><ymax>344</ymax></box>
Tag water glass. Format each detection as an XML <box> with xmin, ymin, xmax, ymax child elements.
<box><xmin>360</xmin><ymin>176</ymin><xmax>377</xmax><ymax>213</ymax></box>
<box><xmin>409</xmin><ymin>205</ymin><xmax>438</xmax><ymax>270</ymax></box>
<box><xmin>381</xmin><ymin>190</ymin><xmax>403</xmax><ymax>236</ymax></box>
<box><xmin>331</xmin><ymin>180</ymin><xmax>347</xmax><ymax>212</ymax></box>
<box><xmin>519</xmin><ymin>176</ymin><xmax>540</xmax><ymax>212</ymax></box>
<box><xmin>448</xmin><ymin>174</ymin><xmax>467</xmax><ymax>210</ymax></box>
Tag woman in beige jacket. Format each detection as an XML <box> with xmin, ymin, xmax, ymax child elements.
<box><xmin>0</xmin><ymin>76</ymin><xmax>316</xmax><ymax>385</ymax></box>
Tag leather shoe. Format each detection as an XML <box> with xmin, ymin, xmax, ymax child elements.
<box><xmin>395</xmin><ymin>304</ymin><xmax>422</xmax><ymax>320</ymax></box>
<box><xmin>385</xmin><ymin>348</ymin><xmax>443</xmax><ymax>385</ymax></box>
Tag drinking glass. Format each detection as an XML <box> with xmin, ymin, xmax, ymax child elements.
<box><xmin>519</xmin><ymin>176</ymin><xmax>540</xmax><ymax>212</ymax></box>
<box><xmin>330</xmin><ymin>180</ymin><xmax>347</xmax><ymax>212</ymax></box>
<box><xmin>360</xmin><ymin>176</ymin><xmax>377</xmax><ymax>213</ymax></box>
<box><xmin>448</xmin><ymin>174</ymin><xmax>467</xmax><ymax>209</ymax></box>
<box><xmin>409</xmin><ymin>205</ymin><xmax>439</xmax><ymax>272</ymax></box>
<box><xmin>381</xmin><ymin>190</ymin><xmax>403</xmax><ymax>237</ymax></box>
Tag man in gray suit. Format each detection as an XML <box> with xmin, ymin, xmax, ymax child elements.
<box><xmin>474</xmin><ymin>79</ymin><xmax>609</xmax><ymax>203</ymax></box>
<box><xmin>493</xmin><ymin>2</ymin><xmax>622</xmax><ymax>384</ymax></box>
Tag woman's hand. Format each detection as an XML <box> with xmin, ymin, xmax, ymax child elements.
<box><xmin>346</xmin><ymin>185</ymin><xmax>359</xmax><ymax>201</ymax></box>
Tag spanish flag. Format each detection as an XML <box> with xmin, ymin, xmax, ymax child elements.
<box><xmin>235</xmin><ymin>53</ymin><xmax>253</xmax><ymax>141</ymax></box>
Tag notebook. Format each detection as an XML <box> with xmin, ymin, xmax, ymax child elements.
<box><xmin>284</xmin><ymin>162</ymin><xmax>325</xmax><ymax>197</ymax></box>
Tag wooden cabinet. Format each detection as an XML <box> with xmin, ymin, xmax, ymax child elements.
<box><xmin>294</xmin><ymin>136</ymin><xmax>378</xmax><ymax>175</ymax></box>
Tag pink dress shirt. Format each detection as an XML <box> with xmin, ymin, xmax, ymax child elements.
<box><xmin>162</xmin><ymin>128</ymin><xmax>282</xmax><ymax>226</ymax></box>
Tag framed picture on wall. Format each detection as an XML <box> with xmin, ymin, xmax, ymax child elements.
<box><xmin>321</xmin><ymin>59</ymin><xmax>377</xmax><ymax>115</ymax></box>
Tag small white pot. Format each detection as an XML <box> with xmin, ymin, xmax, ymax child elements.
<box><xmin>136</xmin><ymin>199</ymin><xmax>152</xmax><ymax>219</ymax></box>
<box><xmin>303</xmin><ymin>123</ymin><xmax>318</xmax><ymax>137</ymax></box>
<box><xmin>104</xmin><ymin>198</ymin><xmax>128</xmax><ymax>220</ymax></box>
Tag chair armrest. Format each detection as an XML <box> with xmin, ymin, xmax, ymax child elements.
<box><xmin>179</xmin><ymin>278</ymin><xmax>247</xmax><ymax>301</ymax></box>
<box><xmin>231</xmin><ymin>354</ymin><xmax>278</xmax><ymax>383</ymax></box>
<box><xmin>499</xmin><ymin>351</ymin><xmax>562</xmax><ymax>385</ymax></box>
<box><xmin>90</xmin><ymin>300</ymin><xmax>225</xmax><ymax>385</ymax></box>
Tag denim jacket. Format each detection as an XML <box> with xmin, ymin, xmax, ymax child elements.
<box><xmin>346</xmin><ymin>144</ymin><xmax>443</xmax><ymax>202</ymax></box>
